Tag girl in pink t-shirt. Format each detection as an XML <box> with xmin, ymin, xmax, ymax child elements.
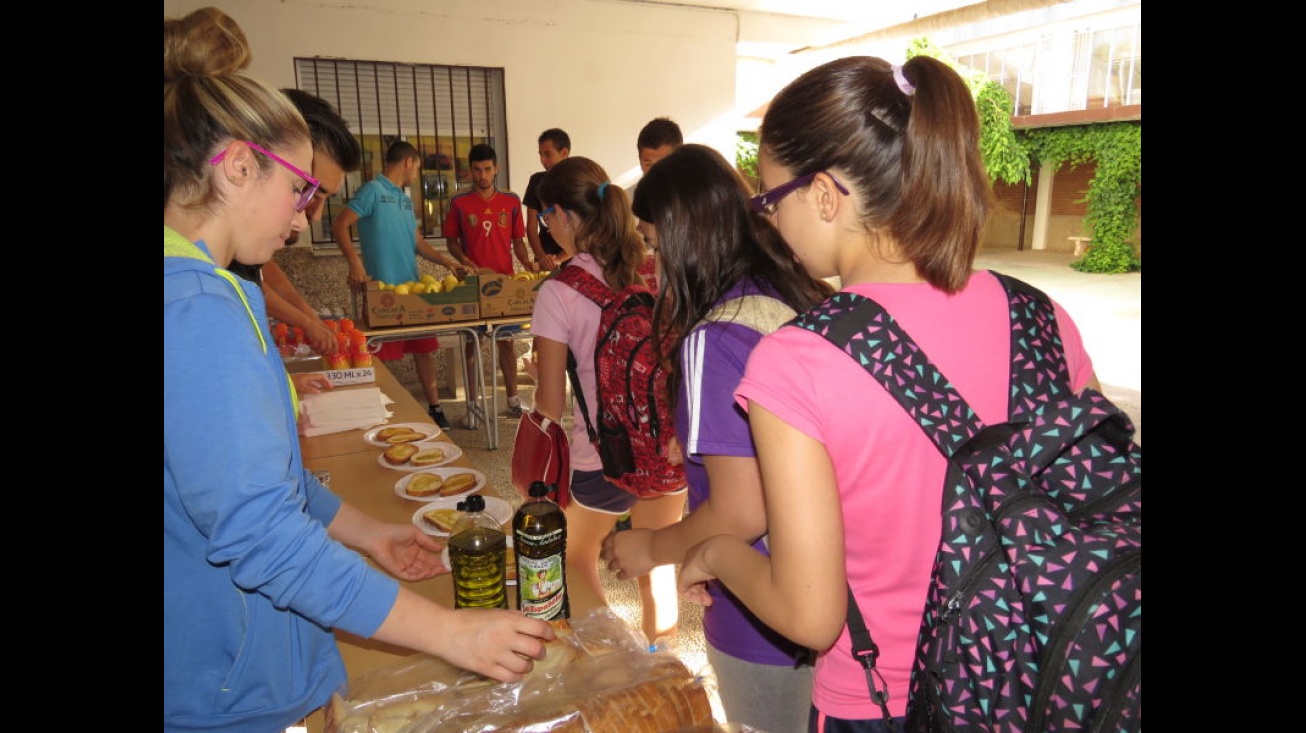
<box><xmin>676</xmin><ymin>56</ymin><xmax>1100</xmax><ymax>732</ymax></box>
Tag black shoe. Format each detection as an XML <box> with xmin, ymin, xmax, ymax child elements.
<box><xmin>429</xmin><ymin>407</ymin><xmax>452</xmax><ymax>430</ymax></box>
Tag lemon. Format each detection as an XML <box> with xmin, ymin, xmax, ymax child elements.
<box><xmin>420</xmin><ymin>274</ymin><xmax>437</xmax><ymax>284</ymax></box>
<box><xmin>393</xmin><ymin>284</ymin><xmax>410</xmax><ymax>295</ymax></box>
<box><xmin>441</xmin><ymin>274</ymin><xmax>460</xmax><ymax>292</ymax></box>
<box><xmin>411</xmin><ymin>282</ymin><xmax>427</xmax><ymax>294</ymax></box>
<box><xmin>427</xmin><ymin>281</ymin><xmax>443</xmax><ymax>293</ymax></box>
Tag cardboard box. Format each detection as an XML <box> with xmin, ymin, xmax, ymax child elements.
<box><xmin>281</xmin><ymin>351</ymin><xmax>326</xmax><ymax>374</ymax></box>
<box><xmin>478</xmin><ymin>272</ymin><xmax>544</xmax><ymax>318</ymax></box>
<box><xmin>363</xmin><ymin>276</ymin><xmax>481</xmax><ymax>327</ymax></box>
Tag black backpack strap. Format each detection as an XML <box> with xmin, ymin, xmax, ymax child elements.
<box><xmin>566</xmin><ymin>348</ymin><xmax>599</xmax><ymax>444</ymax></box>
<box><xmin>988</xmin><ymin>271</ymin><xmax>1074</xmax><ymax>422</ymax></box>
<box><xmin>792</xmin><ymin>292</ymin><xmax>986</xmax><ymax>459</ymax></box>
<box><xmin>845</xmin><ymin>584</ymin><xmax>897</xmax><ymax>728</ymax></box>
<box><xmin>556</xmin><ymin>264</ymin><xmax>610</xmax><ymax>446</ymax></box>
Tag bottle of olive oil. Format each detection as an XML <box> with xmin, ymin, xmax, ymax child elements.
<box><xmin>513</xmin><ymin>481</ymin><xmax>569</xmax><ymax>619</ymax></box>
<box><xmin>449</xmin><ymin>495</ymin><xmax>508</xmax><ymax>609</ymax></box>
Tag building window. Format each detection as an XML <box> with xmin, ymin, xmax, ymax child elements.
<box><xmin>294</xmin><ymin>58</ymin><xmax>508</xmax><ymax>250</ymax></box>
<box><xmin>954</xmin><ymin>21</ymin><xmax>1139</xmax><ymax>117</ymax></box>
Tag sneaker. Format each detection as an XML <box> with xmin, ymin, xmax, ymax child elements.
<box><xmin>501</xmin><ymin>401</ymin><xmax>524</xmax><ymax>419</ymax></box>
<box><xmin>429</xmin><ymin>407</ymin><xmax>452</xmax><ymax>431</ymax></box>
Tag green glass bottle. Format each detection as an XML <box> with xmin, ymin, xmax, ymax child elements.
<box><xmin>513</xmin><ymin>481</ymin><xmax>569</xmax><ymax>620</ymax></box>
<box><xmin>448</xmin><ymin>494</ymin><xmax>507</xmax><ymax>609</ymax></box>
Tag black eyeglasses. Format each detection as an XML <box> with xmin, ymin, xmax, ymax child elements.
<box><xmin>750</xmin><ymin>170</ymin><xmax>849</xmax><ymax>216</ymax></box>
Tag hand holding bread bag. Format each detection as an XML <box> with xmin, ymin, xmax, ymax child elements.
<box><xmin>328</xmin><ymin>610</ymin><xmax>712</xmax><ymax>733</ymax></box>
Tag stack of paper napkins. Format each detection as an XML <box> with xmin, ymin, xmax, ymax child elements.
<box><xmin>299</xmin><ymin>387</ymin><xmax>394</xmax><ymax>436</ymax></box>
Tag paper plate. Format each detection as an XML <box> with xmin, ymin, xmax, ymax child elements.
<box><xmin>363</xmin><ymin>422</ymin><xmax>442</xmax><ymax>447</ymax></box>
<box><xmin>377</xmin><ymin>441</ymin><xmax>463</xmax><ymax>471</ymax></box>
<box><xmin>394</xmin><ymin>468</ymin><xmax>487</xmax><ymax>502</ymax></box>
<box><xmin>412</xmin><ymin>495</ymin><xmax>513</xmax><ymax>537</ymax></box>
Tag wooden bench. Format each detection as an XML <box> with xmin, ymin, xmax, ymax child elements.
<box><xmin>1068</xmin><ymin>236</ymin><xmax>1092</xmax><ymax>256</ymax></box>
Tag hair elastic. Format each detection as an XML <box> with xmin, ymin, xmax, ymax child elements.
<box><xmin>597</xmin><ymin>181</ymin><xmax>609</xmax><ymax>200</ymax></box>
<box><xmin>892</xmin><ymin>65</ymin><xmax>915</xmax><ymax>96</ymax></box>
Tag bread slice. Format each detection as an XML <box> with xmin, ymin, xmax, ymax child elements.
<box><xmin>377</xmin><ymin>426</ymin><xmax>427</xmax><ymax>442</ymax></box>
<box><xmin>382</xmin><ymin>442</ymin><xmax>419</xmax><ymax>465</ymax></box>
<box><xmin>410</xmin><ymin>447</ymin><xmax>447</xmax><ymax>467</ymax></box>
<box><xmin>405</xmin><ymin>473</ymin><xmax>445</xmax><ymax>497</ymax></box>
<box><xmin>384</xmin><ymin>429</ymin><xmax>428</xmax><ymax>444</ymax></box>
<box><xmin>438</xmin><ymin>472</ymin><xmax>478</xmax><ymax>496</ymax></box>
<box><xmin>422</xmin><ymin>507</ymin><xmax>461</xmax><ymax>533</ymax></box>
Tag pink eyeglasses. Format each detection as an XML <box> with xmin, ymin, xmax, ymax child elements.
<box><xmin>210</xmin><ymin>141</ymin><xmax>320</xmax><ymax>213</ymax></box>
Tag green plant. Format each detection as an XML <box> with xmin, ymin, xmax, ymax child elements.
<box><xmin>908</xmin><ymin>37</ymin><xmax>1140</xmax><ymax>273</ymax></box>
<box><xmin>1022</xmin><ymin>123</ymin><xmax>1141</xmax><ymax>273</ymax></box>
<box><xmin>734</xmin><ymin>37</ymin><xmax>1141</xmax><ymax>274</ymax></box>
<box><xmin>736</xmin><ymin>131</ymin><xmax>759</xmax><ymax>188</ymax></box>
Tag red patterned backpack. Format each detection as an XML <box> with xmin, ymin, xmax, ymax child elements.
<box><xmin>793</xmin><ymin>272</ymin><xmax>1141</xmax><ymax>733</ymax></box>
<box><xmin>554</xmin><ymin>265</ymin><xmax>685</xmax><ymax>498</ymax></box>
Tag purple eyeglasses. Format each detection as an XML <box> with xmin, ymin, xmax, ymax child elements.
<box><xmin>210</xmin><ymin>141</ymin><xmax>320</xmax><ymax>213</ymax></box>
<box><xmin>750</xmin><ymin>170</ymin><xmax>849</xmax><ymax>216</ymax></box>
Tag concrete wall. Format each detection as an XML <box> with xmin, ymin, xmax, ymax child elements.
<box><xmin>165</xmin><ymin>0</ymin><xmax>743</xmax><ymax>392</ymax></box>
<box><xmin>163</xmin><ymin>0</ymin><xmax>740</xmax><ymax>193</ymax></box>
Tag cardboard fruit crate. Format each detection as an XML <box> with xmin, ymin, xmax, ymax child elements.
<box><xmin>478</xmin><ymin>272</ymin><xmax>546</xmax><ymax>318</ymax></box>
<box><xmin>362</xmin><ymin>276</ymin><xmax>481</xmax><ymax>328</ymax></box>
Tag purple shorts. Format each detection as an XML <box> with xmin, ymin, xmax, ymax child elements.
<box><xmin>568</xmin><ymin>469</ymin><xmax>638</xmax><ymax>514</ymax></box>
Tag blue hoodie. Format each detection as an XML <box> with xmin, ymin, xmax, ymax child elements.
<box><xmin>164</xmin><ymin>227</ymin><xmax>397</xmax><ymax>732</ymax></box>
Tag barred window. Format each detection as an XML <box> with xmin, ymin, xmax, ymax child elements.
<box><xmin>295</xmin><ymin>58</ymin><xmax>509</xmax><ymax>250</ymax></box>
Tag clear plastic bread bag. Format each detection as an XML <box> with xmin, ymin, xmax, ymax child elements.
<box><xmin>328</xmin><ymin>607</ymin><xmax>716</xmax><ymax>733</ymax></box>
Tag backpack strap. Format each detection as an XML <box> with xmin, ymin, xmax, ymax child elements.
<box><xmin>554</xmin><ymin>264</ymin><xmax>611</xmax><ymax>446</ymax></box>
<box><xmin>791</xmin><ymin>273</ymin><xmax>1068</xmax><ymax>457</ymax></box>
<box><xmin>566</xmin><ymin>348</ymin><xmax>599</xmax><ymax>445</ymax></box>
<box><xmin>845</xmin><ymin>584</ymin><xmax>897</xmax><ymax>725</ymax></box>
<box><xmin>987</xmin><ymin>271</ymin><xmax>1074</xmax><ymax>421</ymax></box>
<box><xmin>553</xmin><ymin>264</ymin><xmax>614</xmax><ymax>309</ymax></box>
<box><xmin>793</xmin><ymin>291</ymin><xmax>988</xmax><ymax>457</ymax></box>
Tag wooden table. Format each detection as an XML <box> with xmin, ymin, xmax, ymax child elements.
<box><xmin>299</xmin><ymin>362</ymin><xmax>434</xmax><ymax>461</ymax></box>
<box><xmin>297</xmin><ymin>360</ymin><xmax>602</xmax><ymax>733</ymax></box>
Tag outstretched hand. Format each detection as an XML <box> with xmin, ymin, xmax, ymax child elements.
<box><xmin>600</xmin><ymin>528</ymin><xmax>657</xmax><ymax>581</ymax></box>
<box><xmin>369</xmin><ymin>523</ymin><xmax>448</xmax><ymax>581</ymax></box>
<box><xmin>293</xmin><ymin>372</ymin><xmax>333</xmax><ymax>395</ymax></box>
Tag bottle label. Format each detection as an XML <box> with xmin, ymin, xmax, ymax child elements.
<box><xmin>517</xmin><ymin>553</ymin><xmax>566</xmax><ymax>619</ymax></box>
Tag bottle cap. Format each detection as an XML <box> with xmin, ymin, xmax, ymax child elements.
<box><xmin>529</xmin><ymin>481</ymin><xmax>550</xmax><ymax>499</ymax></box>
